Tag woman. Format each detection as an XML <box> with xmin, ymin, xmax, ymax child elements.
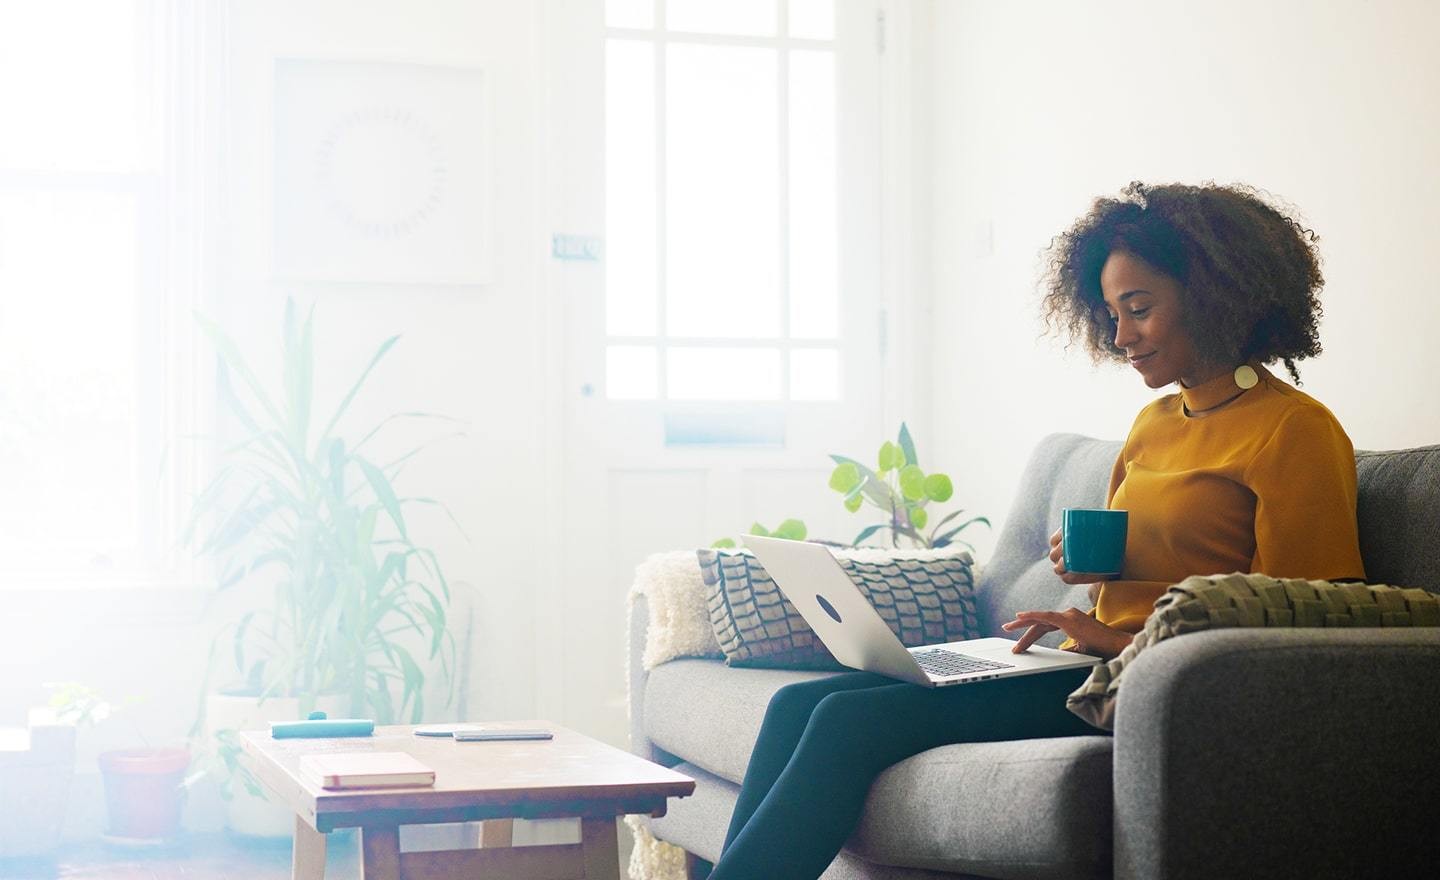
<box><xmin>706</xmin><ymin>182</ymin><xmax>1365</xmax><ymax>880</ymax></box>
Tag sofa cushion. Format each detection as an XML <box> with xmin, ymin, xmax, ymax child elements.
<box><xmin>849</xmin><ymin>737</ymin><xmax>1113</xmax><ymax>880</ymax></box>
<box><xmin>699</xmin><ymin>547</ymin><xmax>981</xmax><ymax>669</ymax></box>
<box><xmin>971</xmin><ymin>435</ymin><xmax>1120</xmax><ymax>642</ymax></box>
<box><xmin>644</xmin><ymin>658</ymin><xmax>834</xmax><ymax>784</ymax></box>
<box><xmin>1355</xmin><ymin>445</ymin><xmax>1440</xmax><ymax>592</ymax></box>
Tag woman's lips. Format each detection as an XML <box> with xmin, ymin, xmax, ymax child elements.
<box><xmin>1129</xmin><ymin>352</ymin><xmax>1157</xmax><ymax>367</ymax></box>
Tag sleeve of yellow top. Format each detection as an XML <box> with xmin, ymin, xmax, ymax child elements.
<box><xmin>1244</xmin><ymin>405</ymin><xmax>1367</xmax><ymax>581</ymax></box>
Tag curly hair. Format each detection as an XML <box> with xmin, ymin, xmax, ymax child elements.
<box><xmin>1040</xmin><ymin>181</ymin><xmax>1324</xmax><ymax>384</ymax></box>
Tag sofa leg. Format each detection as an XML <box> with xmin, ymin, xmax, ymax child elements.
<box><xmin>685</xmin><ymin>851</ymin><xmax>714</xmax><ymax>880</ymax></box>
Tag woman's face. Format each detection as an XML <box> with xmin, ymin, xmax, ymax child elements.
<box><xmin>1100</xmin><ymin>250</ymin><xmax>1209</xmax><ymax>389</ymax></box>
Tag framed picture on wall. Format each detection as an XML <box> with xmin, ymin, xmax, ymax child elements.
<box><xmin>272</xmin><ymin>58</ymin><xmax>491</xmax><ymax>284</ymax></box>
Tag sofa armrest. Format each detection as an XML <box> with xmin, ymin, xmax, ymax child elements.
<box><xmin>628</xmin><ymin>593</ymin><xmax>657</xmax><ymax>762</ymax></box>
<box><xmin>1112</xmin><ymin>627</ymin><xmax>1440</xmax><ymax>880</ymax></box>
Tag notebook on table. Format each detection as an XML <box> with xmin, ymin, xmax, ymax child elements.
<box><xmin>299</xmin><ymin>751</ymin><xmax>436</xmax><ymax>790</ymax></box>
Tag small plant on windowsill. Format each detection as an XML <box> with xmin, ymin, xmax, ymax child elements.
<box><xmin>46</xmin><ymin>683</ymin><xmax>190</xmax><ymax>843</ymax></box>
<box><xmin>828</xmin><ymin>423</ymin><xmax>989</xmax><ymax>549</ymax></box>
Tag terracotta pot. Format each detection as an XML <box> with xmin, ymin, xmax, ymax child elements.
<box><xmin>97</xmin><ymin>747</ymin><xmax>190</xmax><ymax>841</ymax></box>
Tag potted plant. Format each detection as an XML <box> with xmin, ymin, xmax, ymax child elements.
<box><xmin>44</xmin><ymin>683</ymin><xmax>189</xmax><ymax>845</ymax></box>
<box><xmin>828</xmin><ymin>423</ymin><xmax>989</xmax><ymax>549</ymax></box>
<box><xmin>187</xmin><ymin>299</ymin><xmax>461</xmax><ymax>834</ymax></box>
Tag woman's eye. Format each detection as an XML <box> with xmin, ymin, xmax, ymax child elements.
<box><xmin>1130</xmin><ymin>308</ymin><xmax>1150</xmax><ymax>318</ymax></box>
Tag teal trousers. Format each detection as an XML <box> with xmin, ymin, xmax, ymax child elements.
<box><xmin>710</xmin><ymin>668</ymin><xmax>1101</xmax><ymax>880</ymax></box>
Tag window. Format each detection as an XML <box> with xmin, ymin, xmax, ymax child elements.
<box><xmin>0</xmin><ymin>1</ymin><xmax>207</xmax><ymax>585</ymax></box>
<box><xmin>604</xmin><ymin>0</ymin><xmax>843</xmax><ymax>403</ymax></box>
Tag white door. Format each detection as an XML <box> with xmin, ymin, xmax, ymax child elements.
<box><xmin>548</xmin><ymin>0</ymin><xmax>890</xmax><ymax>746</ymax></box>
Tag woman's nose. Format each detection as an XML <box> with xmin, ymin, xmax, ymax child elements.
<box><xmin>1113</xmin><ymin>316</ymin><xmax>1138</xmax><ymax>349</ymax></box>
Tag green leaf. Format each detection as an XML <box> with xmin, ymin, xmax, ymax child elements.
<box><xmin>844</xmin><ymin>494</ymin><xmax>863</xmax><ymax>513</ymax></box>
<box><xmin>318</xmin><ymin>335</ymin><xmax>402</xmax><ymax>446</ymax></box>
<box><xmin>774</xmin><ymin>519</ymin><xmax>807</xmax><ymax>541</ymax></box>
<box><xmin>748</xmin><ymin>523</ymin><xmax>771</xmax><ymax>537</ymax></box>
<box><xmin>711</xmin><ymin>538</ymin><xmax>737</xmax><ymax>548</ymax></box>
<box><xmin>851</xmin><ymin>523</ymin><xmax>886</xmax><ymax>546</ymax></box>
<box><xmin>829</xmin><ymin>455</ymin><xmax>895</xmax><ymax>508</ymax></box>
<box><xmin>910</xmin><ymin>507</ymin><xmax>928</xmax><ymax>530</ymax></box>
<box><xmin>898</xmin><ymin>422</ymin><xmax>918</xmax><ymax>467</ymax></box>
<box><xmin>899</xmin><ymin>465</ymin><xmax>926</xmax><ymax>501</ymax></box>
<box><xmin>828</xmin><ymin>462</ymin><xmax>862</xmax><ymax>494</ymax></box>
<box><xmin>357</xmin><ymin>455</ymin><xmax>408</xmax><ymax>541</ymax></box>
<box><xmin>877</xmin><ymin>441</ymin><xmax>904</xmax><ymax>473</ymax></box>
<box><xmin>933</xmin><ymin>516</ymin><xmax>990</xmax><ymax>546</ymax></box>
<box><xmin>923</xmin><ymin>473</ymin><xmax>954</xmax><ymax>503</ymax></box>
<box><xmin>194</xmin><ymin>311</ymin><xmax>285</xmax><ymax>428</ymax></box>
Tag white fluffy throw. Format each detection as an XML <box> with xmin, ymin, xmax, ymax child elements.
<box><xmin>628</xmin><ymin>549</ymin><xmax>724</xmax><ymax>670</ymax></box>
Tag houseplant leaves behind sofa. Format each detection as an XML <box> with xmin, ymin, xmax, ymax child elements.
<box><xmin>188</xmin><ymin>299</ymin><xmax>462</xmax><ymax>725</ymax></box>
<box><xmin>828</xmin><ymin>423</ymin><xmax>989</xmax><ymax>549</ymax></box>
<box><xmin>710</xmin><ymin>519</ymin><xmax>807</xmax><ymax>550</ymax></box>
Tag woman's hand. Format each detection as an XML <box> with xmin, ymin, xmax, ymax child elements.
<box><xmin>1000</xmin><ymin>608</ymin><xmax>1134</xmax><ymax>659</ymax></box>
<box><xmin>1049</xmin><ymin>527</ymin><xmax>1108</xmax><ymax>586</ymax></box>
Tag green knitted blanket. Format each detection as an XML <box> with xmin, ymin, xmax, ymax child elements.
<box><xmin>1066</xmin><ymin>572</ymin><xmax>1440</xmax><ymax>730</ymax></box>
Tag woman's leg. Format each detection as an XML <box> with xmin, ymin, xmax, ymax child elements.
<box><xmin>721</xmin><ymin>671</ymin><xmax>893</xmax><ymax>851</ymax></box>
<box><xmin>711</xmin><ymin>668</ymin><xmax>1097</xmax><ymax>880</ymax></box>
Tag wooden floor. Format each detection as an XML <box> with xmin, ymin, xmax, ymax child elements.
<box><xmin>0</xmin><ymin>833</ymin><xmax>359</xmax><ymax>880</ymax></box>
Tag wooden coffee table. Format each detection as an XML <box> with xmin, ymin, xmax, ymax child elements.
<box><xmin>240</xmin><ymin>722</ymin><xmax>695</xmax><ymax>880</ymax></box>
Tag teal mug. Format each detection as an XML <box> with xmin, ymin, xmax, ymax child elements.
<box><xmin>1062</xmin><ymin>508</ymin><xmax>1128</xmax><ymax>577</ymax></box>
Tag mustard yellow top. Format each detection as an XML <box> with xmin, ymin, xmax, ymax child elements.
<box><xmin>1060</xmin><ymin>364</ymin><xmax>1366</xmax><ymax>650</ymax></box>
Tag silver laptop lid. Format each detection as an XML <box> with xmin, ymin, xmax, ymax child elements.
<box><xmin>743</xmin><ymin>535</ymin><xmax>930</xmax><ymax>685</ymax></box>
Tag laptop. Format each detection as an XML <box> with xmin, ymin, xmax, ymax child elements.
<box><xmin>744</xmin><ymin>535</ymin><xmax>1100</xmax><ymax>687</ymax></box>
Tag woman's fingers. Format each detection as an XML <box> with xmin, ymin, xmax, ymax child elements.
<box><xmin>1013</xmin><ymin>622</ymin><xmax>1058</xmax><ymax>653</ymax></box>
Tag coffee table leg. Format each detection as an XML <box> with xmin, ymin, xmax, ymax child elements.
<box><xmin>359</xmin><ymin>825</ymin><xmax>401</xmax><ymax>880</ymax></box>
<box><xmin>579</xmin><ymin>817</ymin><xmax>620</xmax><ymax>880</ymax></box>
<box><xmin>292</xmin><ymin>815</ymin><xmax>327</xmax><ymax>880</ymax></box>
<box><xmin>480</xmin><ymin>818</ymin><xmax>513</xmax><ymax>847</ymax></box>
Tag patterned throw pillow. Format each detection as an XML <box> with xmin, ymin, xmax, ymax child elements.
<box><xmin>696</xmin><ymin>547</ymin><xmax>982</xmax><ymax>670</ymax></box>
<box><xmin>1066</xmin><ymin>572</ymin><xmax>1440</xmax><ymax>730</ymax></box>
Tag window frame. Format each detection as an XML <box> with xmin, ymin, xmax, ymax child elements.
<box><xmin>0</xmin><ymin>0</ymin><xmax>217</xmax><ymax>589</ymax></box>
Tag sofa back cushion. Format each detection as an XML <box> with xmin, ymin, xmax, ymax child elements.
<box><xmin>1356</xmin><ymin>445</ymin><xmax>1440</xmax><ymax>592</ymax></box>
<box><xmin>975</xmin><ymin>434</ymin><xmax>1121</xmax><ymax>643</ymax></box>
<box><xmin>977</xmin><ymin>435</ymin><xmax>1440</xmax><ymax>644</ymax></box>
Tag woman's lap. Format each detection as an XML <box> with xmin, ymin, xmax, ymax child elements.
<box><xmin>712</xmin><ymin>667</ymin><xmax>1101</xmax><ymax>879</ymax></box>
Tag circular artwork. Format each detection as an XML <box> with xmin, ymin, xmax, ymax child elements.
<box><xmin>273</xmin><ymin>58</ymin><xmax>490</xmax><ymax>284</ymax></box>
<box><xmin>314</xmin><ymin>107</ymin><xmax>446</xmax><ymax>239</ymax></box>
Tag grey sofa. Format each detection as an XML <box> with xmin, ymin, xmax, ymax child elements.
<box><xmin>628</xmin><ymin>433</ymin><xmax>1440</xmax><ymax>879</ymax></box>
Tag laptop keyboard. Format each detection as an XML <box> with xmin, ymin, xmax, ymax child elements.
<box><xmin>912</xmin><ymin>648</ymin><xmax>1015</xmax><ymax>678</ymax></box>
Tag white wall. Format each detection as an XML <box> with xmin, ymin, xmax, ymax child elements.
<box><xmin>924</xmin><ymin>0</ymin><xmax>1440</xmax><ymax>559</ymax></box>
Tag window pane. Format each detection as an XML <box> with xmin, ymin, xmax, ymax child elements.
<box><xmin>606</xmin><ymin>40</ymin><xmax>658</xmax><ymax>336</ymax></box>
<box><xmin>789</xmin><ymin>0</ymin><xmax>835</xmax><ymax>40</ymax></box>
<box><xmin>607</xmin><ymin>345</ymin><xmax>660</xmax><ymax>399</ymax></box>
<box><xmin>666</xmin><ymin>0</ymin><xmax>775</xmax><ymax>36</ymax></box>
<box><xmin>0</xmin><ymin>0</ymin><xmax>144</xmax><ymax>171</ymax></box>
<box><xmin>607</xmin><ymin>0</ymin><xmax>654</xmax><ymax>29</ymax></box>
<box><xmin>0</xmin><ymin>191</ymin><xmax>140</xmax><ymax>568</ymax></box>
<box><xmin>789</xmin><ymin>348</ymin><xmax>839</xmax><ymax>400</ymax></box>
<box><xmin>666</xmin><ymin>45</ymin><xmax>779</xmax><ymax>338</ymax></box>
<box><xmin>788</xmin><ymin>50</ymin><xmax>838</xmax><ymax>339</ymax></box>
<box><xmin>668</xmin><ymin>347</ymin><xmax>780</xmax><ymax>400</ymax></box>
